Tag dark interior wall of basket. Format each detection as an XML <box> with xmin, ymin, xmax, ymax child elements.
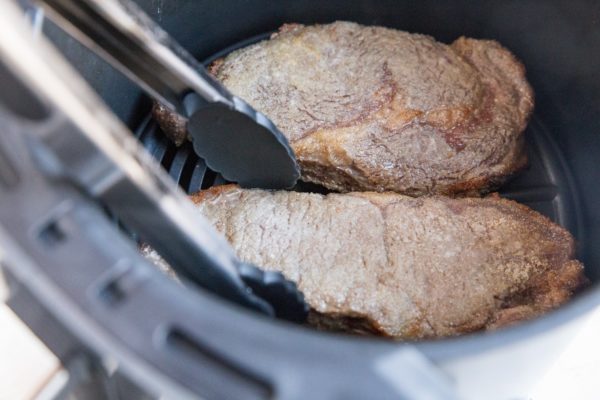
<box><xmin>43</xmin><ymin>0</ymin><xmax>600</xmax><ymax>281</ymax></box>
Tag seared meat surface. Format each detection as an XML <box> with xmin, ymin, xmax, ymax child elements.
<box><xmin>190</xmin><ymin>185</ymin><xmax>585</xmax><ymax>339</ymax></box>
<box><xmin>154</xmin><ymin>21</ymin><xmax>533</xmax><ymax>195</ymax></box>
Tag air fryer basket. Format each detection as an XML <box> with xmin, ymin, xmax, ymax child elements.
<box><xmin>5</xmin><ymin>1</ymin><xmax>600</xmax><ymax>399</ymax></box>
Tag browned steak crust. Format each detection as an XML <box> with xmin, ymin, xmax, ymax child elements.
<box><xmin>154</xmin><ymin>21</ymin><xmax>534</xmax><ymax>196</ymax></box>
<box><xmin>191</xmin><ymin>185</ymin><xmax>585</xmax><ymax>340</ymax></box>
<box><xmin>151</xmin><ymin>102</ymin><xmax>188</xmax><ymax>146</ymax></box>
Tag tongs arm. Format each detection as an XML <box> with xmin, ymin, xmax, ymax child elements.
<box><xmin>37</xmin><ymin>0</ymin><xmax>233</xmax><ymax>114</ymax></box>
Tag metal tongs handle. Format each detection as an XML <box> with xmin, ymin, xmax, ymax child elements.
<box><xmin>38</xmin><ymin>0</ymin><xmax>233</xmax><ymax>114</ymax></box>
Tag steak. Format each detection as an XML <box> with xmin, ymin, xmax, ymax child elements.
<box><xmin>153</xmin><ymin>21</ymin><xmax>534</xmax><ymax>196</ymax></box>
<box><xmin>190</xmin><ymin>185</ymin><xmax>585</xmax><ymax>339</ymax></box>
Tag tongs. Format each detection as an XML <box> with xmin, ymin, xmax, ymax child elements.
<box><xmin>36</xmin><ymin>0</ymin><xmax>300</xmax><ymax>189</ymax></box>
<box><xmin>1</xmin><ymin>0</ymin><xmax>307</xmax><ymax>321</ymax></box>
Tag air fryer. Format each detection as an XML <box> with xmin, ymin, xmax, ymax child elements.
<box><xmin>2</xmin><ymin>1</ymin><xmax>600</xmax><ymax>399</ymax></box>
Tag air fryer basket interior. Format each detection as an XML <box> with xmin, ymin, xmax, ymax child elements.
<box><xmin>38</xmin><ymin>0</ymin><xmax>600</xmax><ymax>392</ymax></box>
<box><xmin>46</xmin><ymin>0</ymin><xmax>600</xmax><ymax>280</ymax></box>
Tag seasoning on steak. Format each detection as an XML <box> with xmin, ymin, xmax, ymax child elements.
<box><xmin>189</xmin><ymin>185</ymin><xmax>585</xmax><ymax>339</ymax></box>
<box><xmin>153</xmin><ymin>21</ymin><xmax>534</xmax><ymax>196</ymax></box>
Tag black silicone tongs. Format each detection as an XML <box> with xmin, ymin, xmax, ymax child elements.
<box><xmin>37</xmin><ymin>0</ymin><xmax>300</xmax><ymax>189</ymax></box>
<box><xmin>2</xmin><ymin>0</ymin><xmax>307</xmax><ymax>321</ymax></box>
